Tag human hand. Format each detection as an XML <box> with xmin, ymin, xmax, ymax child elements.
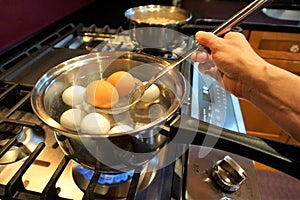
<box><xmin>191</xmin><ymin>31</ymin><xmax>267</xmax><ymax>98</ymax></box>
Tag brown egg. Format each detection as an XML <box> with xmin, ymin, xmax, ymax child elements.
<box><xmin>106</xmin><ymin>71</ymin><xmax>136</xmax><ymax>96</ymax></box>
<box><xmin>85</xmin><ymin>80</ymin><xmax>119</xmax><ymax>109</ymax></box>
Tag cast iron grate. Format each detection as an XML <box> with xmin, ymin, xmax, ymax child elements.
<box><xmin>0</xmin><ymin>81</ymin><xmax>181</xmax><ymax>199</ymax></box>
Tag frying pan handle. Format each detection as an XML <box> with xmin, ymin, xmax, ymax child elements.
<box><xmin>169</xmin><ymin>114</ymin><xmax>300</xmax><ymax>179</ymax></box>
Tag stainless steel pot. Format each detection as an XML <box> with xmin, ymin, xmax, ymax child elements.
<box><xmin>31</xmin><ymin>51</ymin><xmax>188</xmax><ymax>173</ymax></box>
<box><xmin>124</xmin><ymin>5</ymin><xmax>192</xmax><ymax>29</ymax></box>
<box><xmin>124</xmin><ymin>5</ymin><xmax>192</xmax><ymax>49</ymax></box>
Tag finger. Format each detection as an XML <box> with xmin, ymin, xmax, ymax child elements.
<box><xmin>195</xmin><ymin>31</ymin><xmax>221</xmax><ymax>51</ymax></box>
<box><xmin>191</xmin><ymin>51</ymin><xmax>209</xmax><ymax>63</ymax></box>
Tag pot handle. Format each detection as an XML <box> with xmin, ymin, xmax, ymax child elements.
<box><xmin>169</xmin><ymin>114</ymin><xmax>300</xmax><ymax>179</ymax></box>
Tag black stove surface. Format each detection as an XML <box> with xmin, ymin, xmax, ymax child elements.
<box><xmin>0</xmin><ymin>20</ymin><xmax>260</xmax><ymax>199</ymax></box>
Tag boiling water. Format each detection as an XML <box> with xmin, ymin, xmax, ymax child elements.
<box><xmin>48</xmin><ymin>83</ymin><xmax>179</xmax><ymax>134</ymax></box>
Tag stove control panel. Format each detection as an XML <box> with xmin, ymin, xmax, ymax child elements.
<box><xmin>190</xmin><ymin>65</ymin><xmax>244</xmax><ymax>133</ymax></box>
<box><xmin>211</xmin><ymin>155</ymin><xmax>248</xmax><ymax>192</ymax></box>
<box><xmin>185</xmin><ymin>145</ymin><xmax>260</xmax><ymax>200</ymax></box>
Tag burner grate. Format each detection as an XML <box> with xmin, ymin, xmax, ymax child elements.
<box><xmin>0</xmin><ymin>24</ymin><xmax>77</xmax><ymax>77</ymax></box>
<box><xmin>0</xmin><ymin>80</ymin><xmax>181</xmax><ymax>199</ymax></box>
<box><xmin>3</xmin><ymin>143</ymin><xmax>45</xmax><ymax>199</ymax></box>
<box><xmin>53</xmin><ymin>25</ymin><xmax>126</xmax><ymax>51</ymax></box>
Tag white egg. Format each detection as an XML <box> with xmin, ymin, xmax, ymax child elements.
<box><xmin>62</xmin><ymin>85</ymin><xmax>86</xmax><ymax>106</ymax></box>
<box><xmin>60</xmin><ymin>108</ymin><xmax>86</xmax><ymax>131</ymax></box>
<box><xmin>80</xmin><ymin>113</ymin><xmax>111</xmax><ymax>134</ymax></box>
<box><xmin>140</xmin><ymin>82</ymin><xmax>160</xmax><ymax>103</ymax></box>
<box><xmin>108</xmin><ymin>124</ymin><xmax>133</xmax><ymax>134</ymax></box>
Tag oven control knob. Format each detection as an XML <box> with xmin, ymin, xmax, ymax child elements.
<box><xmin>211</xmin><ymin>155</ymin><xmax>247</xmax><ymax>192</ymax></box>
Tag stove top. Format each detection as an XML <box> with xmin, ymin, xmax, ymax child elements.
<box><xmin>0</xmin><ymin>22</ymin><xmax>260</xmax><ymax>199</ymax></box>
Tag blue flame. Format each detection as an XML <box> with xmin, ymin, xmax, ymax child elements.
<box><xmin>75</xmin><ymin>165</ymin><xmax>134</xmax><ymax>185</ymax></box>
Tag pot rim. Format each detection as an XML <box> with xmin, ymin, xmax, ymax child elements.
<box><xmin>124</xmin><ymin>4</ymin><xmax>192</xmax><ymax>26</ymax></box>
<box><xmin>31</xmin><ymin>51</ymin><xmax>188</xmax><ymax>138</ymax></box>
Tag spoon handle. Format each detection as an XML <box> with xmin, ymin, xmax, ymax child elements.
<box><xmin>144</xmin><ymin>0</ymin><xmax>273</xmax><ymax>91</ymax></box>
<box><xmin>144</xmin><ymin>45</ymin><xmax>202</xmax><ymax>90</ymax></box>
<box><xmin>212</xmin><ymin>0</ymin><xmax>273</xmax><ymax>37</ymax></box>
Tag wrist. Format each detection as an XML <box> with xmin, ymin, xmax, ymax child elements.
<box><xmin>240</xmin><ymin>60</ymin><xmax>270</xmax><ymax>102</ymax></box>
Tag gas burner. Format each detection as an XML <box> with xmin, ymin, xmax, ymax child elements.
<box><xmin>0</xmin><ymin>122</ymin><xmax>23</xmax><ymax>140</ymax></box>
<box><xmin>71</xmin><ymin>161</ymin><xmax>157</xmax><ymax>199</ymax></box>
<box><xmin>0</xmin><ymin>82</ymin><xmax>45</xmax><ymax>164</ymax></box>
<box><xmin>138</xmin><ymin>48</ymin><xmax>181</xmax><ymax>60</ymax></box>
<box><xmin>60</xmin><ymin>24</ymin><xmax>196</xmax><ymax>61</ymax></box>
<box><xmin>75</xmin><ymin>164</ymin><xmax>135</xmax><ymax>185</ymax></box>
<box><xmin>0</xmin><ymin>122</ymin><xmax>45</xmax><ymax>164</ymax></box>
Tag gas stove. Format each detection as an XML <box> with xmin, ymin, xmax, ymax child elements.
<box><xmin>0</xmin><ymin>21</ymin><xmax>261</xmax><ymax>199</ymax></box>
